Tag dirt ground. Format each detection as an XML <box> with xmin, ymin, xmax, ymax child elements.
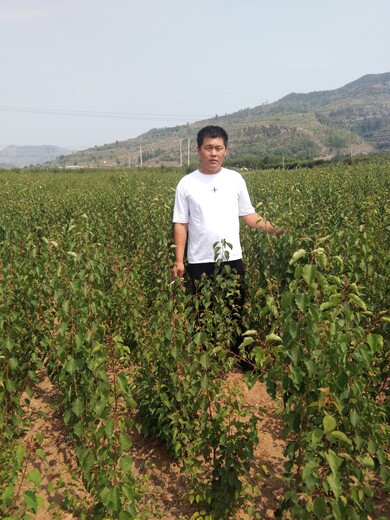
<box><xmin>15</xmin><ymin>369</ymin><xmax>389</xmax><ymax>519</ymax></box>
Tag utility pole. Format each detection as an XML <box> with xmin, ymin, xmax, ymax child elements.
<box><xmin>187</xmin><ymin>138</ymin><xmax>190</xmax><ymax>166</ymax></box>
<box><xmin>139</xmin><ymin>144</ymin><xmax>143</xmax><ymax>166</ymax></box>
<box><xmin>179</xmin><ymin>139</ymin><xmax>183</xmax><ymax>166</ymax></box>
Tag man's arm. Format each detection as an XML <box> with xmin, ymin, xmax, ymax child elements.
<box><xmin>241</xmin><ymin>212</ymin><xmax>285</xmax><ymax>235</ymax></box>
<box><xmin>172</xmin><ymin>222</ymin><xmax>188</xmax><ymax>277</ymax></box>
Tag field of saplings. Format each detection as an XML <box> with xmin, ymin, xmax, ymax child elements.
<box><xmin>0</xmin><ymin>159</ymin><xmax>389</xmax><ymax>519</ymax></box>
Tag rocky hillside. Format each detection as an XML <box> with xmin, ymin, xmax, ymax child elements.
<box><xmin>50</xmin><ymin>72</ymin><xmax>390</xmax><ymax>168</ymax></box>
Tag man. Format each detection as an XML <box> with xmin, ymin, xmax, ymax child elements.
<box><xmin>172</xmin><ymin>125</ymin><xmax>284</xmax><ymax>286</ymax></box>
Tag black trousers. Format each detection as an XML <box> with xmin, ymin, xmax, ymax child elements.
<box><xmin>187</xmin><ymin>259</ymin><xmax>246</xmax><ymax>358</ymax></box>
<box><xmin>187</xmin><ymin>259</ymin><xmax>245</xmax><ymax>306</ymax></box>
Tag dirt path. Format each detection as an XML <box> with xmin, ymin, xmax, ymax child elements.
<box><xmin>14</xmin><ymin>369</ymin><xmax>389</xmax><ymax>519</ymax></box>
<box><xmin>129</xmin><ymin>369</ymin><xmax>287</xmax><ymax>519</ymax></box>
<box><xmin>14</xmin><ymin>368</ymin><xmax>286</xmax><ymax>519</ymax></box>
<box><xmin>15</xmin><ymin>371</ymin><xmax>92</xmax><ymax>519</ymax></box>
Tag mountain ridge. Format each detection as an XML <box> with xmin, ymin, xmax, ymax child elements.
<box><xmin>21</xmin><ymin>72</ymin><xmax>390</xmax><ymax>168</ymax></box>
<box><xmin>0</xmin><ymin>144</ymin><xmax>74</xmax><ymax>169</ymax></box>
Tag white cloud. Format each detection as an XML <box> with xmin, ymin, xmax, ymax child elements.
<box><xmin>0</xmin><ymin>1</ymin><xmax>64</xmax><ymax>22</ymax></box>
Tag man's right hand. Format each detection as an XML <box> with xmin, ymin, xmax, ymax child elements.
<box><xmin>172</xmin><ymin>261</ymin><xmax>185</xmax><ymax>279</ymax></box>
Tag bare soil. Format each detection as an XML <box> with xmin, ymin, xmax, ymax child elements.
<box><xmin>15</xmin><ymin>369</ymin><xmax>389</xmax><ymax>519</ymax></box>
<box><xmin>15</xmin><ymin>372</ymin><xmax>92</xmax><ymax>519</ymax></box>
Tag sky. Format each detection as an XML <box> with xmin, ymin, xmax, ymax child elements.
<box><xmin>1</xmin><ymin>0</ymin><xmax>390</xmax><ymax>151</ymax></box>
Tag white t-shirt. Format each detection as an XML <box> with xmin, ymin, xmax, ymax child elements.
<box><xmin>173</xmin><ymin>168</ymin><xmax>255</xmax><ymax>263</ymax></box>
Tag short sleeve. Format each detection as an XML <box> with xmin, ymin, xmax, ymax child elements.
<box><xmin>173</xmin><ymin>180</ymin><xmax>189</xmax><ymax>223</ymax></box>
<box><xmin>238</xmin><ymin>178</ymin><xmax>255</xmax><ymax>216</ymax></box>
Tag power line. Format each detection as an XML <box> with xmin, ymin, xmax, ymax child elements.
<box><xmin>0</xmin><ymin>105</ymin><xmax>210</xmax><ymax>122</ymax></box>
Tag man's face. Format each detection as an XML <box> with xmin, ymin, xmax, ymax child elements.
<box><xmin>198</xmin><ymin>137</ymin><xmax>227</xmax><ymax>174</ymax></box>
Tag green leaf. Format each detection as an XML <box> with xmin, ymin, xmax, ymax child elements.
<box><xmin>348</xmin><ymin>293</ymin><xmax>367</xmax><ymax>311</ymax></box>
<box><xmin>317</xmin><ymin>235</ymin><xmax>332</xmax><ymax>244</ymax></box>
<box><xmin>336</xmin><ymin>370</ymin><xmax>348</xmax><ymax>389</ymax></box>
<box><xmin>119</xmin><ymin>433</ymin><xmax>132</xmax><ymax>451</ymax></box>
<box><xmin>2</xmin><ymin>485</ymin><xmax>14</xmax><ymax>502</ymax></box>
<box><xmin>117</xmin><ymin>372</ymin><xmax>129</xmax><ymax>394</ymax></box>
<box><xmin>73</xmin><ymin>420</ymin><xmax>84</xmax><ymax>438</ymax></box>
<box><xmin>265</xmin><ymin>333</ymin><xmax>282</xmax><ymax>343</ymax></box>
<box><xmin>105</xmin><ymin>417</ymin><xmax>114</xmax><ymax>439</ymax></box>
<box><xmin>200</xmin><ymin>353</ymin><xmax>210</xmax><ymax>369</ymax></box>
<box><xmin>33</xmin><ymin>432</ymin><xmax>44</xmax><ymax>445</ymax></box>
<box><xmin>359</xmin><ymin>455</ymin><xmax>375</xmax><ymax>469</ymax></box>
<box><xmin>330</xmin><ymin>431</ymin><xmax>352</xmax><ymax>446</ymax></box>
<box><xmin>24</xmin><ymin>490</ymin><xmax>38</xmax><ymax>511</ymax></box>
<box><xmin>120</xmin><ymin>454</ymin><xmax>133</xmax><ymax>474</ymax></box>
<box><xmin>323</xmin><ymin>415</ymin><xmax>336</xmax><ymax>433</ymax></box>
<box><xmin>320</xmin><ymin>300</ymin><xmax>338</xmax><ymax>311</ymax></box>
<box><xmin>302</xmin><ymin>460</ymin><xmax>318</xmax><ymax>482</ymax></box>
<box><xmin>65</xmin><ymin>358</ymin><xmax>75</xmax><ymax>375</ymax></box>
<box><xmin>72</xmin><ymin>398</ymin><xmax>84</xmax><ymax>417</ymax></box>
<box><xmin>110</xmin><ymin>486</ymin><xmax>120</xmax><ymax>512</ymax></box>
<box><xmin>326</xmin><ymin>474</ymin><xmax>341</xmax><ymax>498</ymax></box>
<box><xmin>366</xmin><ymin>333</ymin><xmax>383</xmax><ymax>351</ymax></box>
<box><xmin>171</xmin><ymin>343</ymin><xmax>179</xmax><ymax>360</ymax></box>
<box><xmin>325</xmin><ymin>449</ymin><xmax>344</xmax><ymax>476</ymax></box>
<box><xmin>94</xmin><ymin>399</ymin><xmax>108</xmax><ymax>419</ymax></box>
<box><xmin>295</xmin><ymin>292</ymin><xmax>309</xmax><ymax>312</ymax></box>
<box><xmin>123</xmin><ymin>484</ymin><xmax>137</xmax><ymax>503</ymax></box>
<box><xmin>313</xmin><ymin>496</ymin><xmax>327</xmax><ymax>518</ymax></box>
<box><xmin>243</xmin><ymin>329</ymin><xmax>257</xmax><ymax>336</ymax></box>
<box><xmin>316</xmin><ymin>251</ymin><xmax>327</xmax><ymax>269</ymax></box>
<box><xmin>288</xmin><ymin>320</ymin><xmax>299</xmax><ymax>340</ymax></box>
<box><xmin>289</xmin><ymin>249</ymin><xmax>306</xmax><ymax>264</ymax></box>
<box><xmin>302</xmin><ymin>264</ymin><xmax>316</xmax><ymax>284</ymax></box>
<box><xmin>304</xmin><ymin>359</ymin><xmax>316</xmax><ymax>377</ymax></box>
<box><xmin>240</xmin><ymin>336</ymin><xmax>255</xmax><ymax>348</ymax></box>
<box><xmin>311</xmin><ymin>428</ymin><xmax>323</xmax><ymax>447</ymax></box>
<box><xmin>15</xmin><ymin>445</ymin><xmax>26</xmax><ymax>468</ymax></box>
<box><xmin>100</xmin><ymin>486</ymin><xmax>111</xmax><ymax>506</ymax></box>
<box><xmin>75</xmin><ymin>334</ymin><xmax>84</xmax><ymax>349</ymax></box>
<box><xmin>5</xmin><ymin>380</ymin><xmax>15</xmax><ymax>392</ymax></box>
<box><xmin>8</xmin><ymin>357</ymin><xmax>18</xmax><ymax>370</ymax></box>
<box><xmin>27</xmin><ymin>468</ymin><xmax>41</xmax><ymax>486</ymax></box>
<box><xmin>35</xmin><ymin>448</ymin><xmax>46</xmax><ymax>461</ymax></box>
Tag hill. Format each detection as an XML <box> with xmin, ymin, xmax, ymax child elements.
<box><xmin>50</xmin><ymin>72</ymin><xmax>390</xmax><ymax>168</ymax></box>
<box><xmin>0</xmin><ymin>145</ymin><xmax>74</xmax><ymax>169</ymax></box>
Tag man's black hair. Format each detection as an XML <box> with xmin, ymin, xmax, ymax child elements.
<box><xmin>197</xmin><ymin>125</ymin><xmax>228</xmax><ymax>148</ymax></box>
